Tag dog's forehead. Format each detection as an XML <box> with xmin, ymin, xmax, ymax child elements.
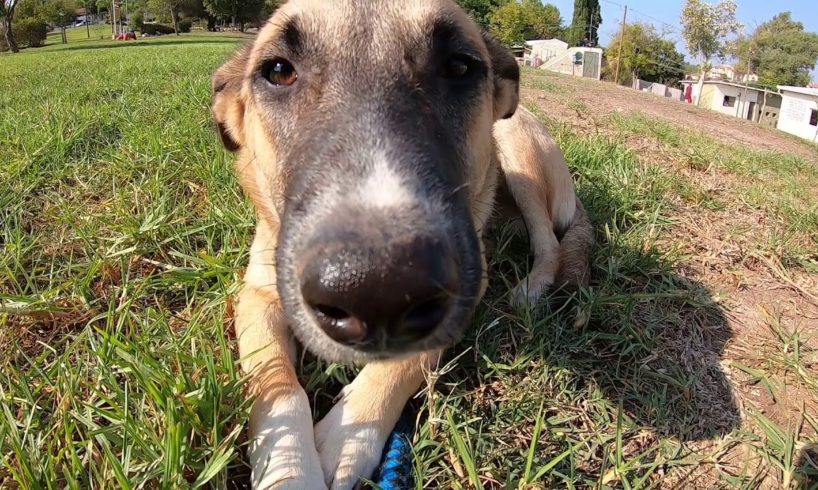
<box><xmin>252</xmin><ymin>0</ymin><xmax>482</xmax><ymax>63</ymax></box>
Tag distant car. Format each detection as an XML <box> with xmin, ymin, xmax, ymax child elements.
<box><xmin>74</xmin><ymin>20</ymin><xmax>86</xmax><ymax>27</ymax></box>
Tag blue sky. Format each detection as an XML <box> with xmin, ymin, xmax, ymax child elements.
<box><xmin>547</xmin><ymin>0</ymin><xmax>818</xmax><ymax>82</ymax></box>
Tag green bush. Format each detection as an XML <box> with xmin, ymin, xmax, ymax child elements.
<box><xmin>3</xmin><ymin>18</ymin><xmax>49</xmax><ymax>49</ymax></box>
<box><xmin>130</xmin><ymin>11</ymin><xmax>144</xmax><ymax>32</ymax></box>
<box><xmin>177</xmin><ymin>18</ymin><xmax>191</xmax><ymax>33</ymax></box>
<box><xmin>141</xmin><ymin>23</ymin><xmax>175</xmax><ymax>35</ymax></box>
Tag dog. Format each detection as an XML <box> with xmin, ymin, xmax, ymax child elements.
<box><xmin>210</xmin><ymin>1</ymin><xmax>592</xmax><ymax>488</ymax></box>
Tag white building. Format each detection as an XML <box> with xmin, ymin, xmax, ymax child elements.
<box><xmin>705</xmin><ymin>64</ymin><xmax>759</xmax><ymax>83</ymax></box>
<box><xmin>520</xmin><ymin>39</ymin><xmax>602</xmax><ymax>80</ymax></box>
<box><xmin>776</xmin><ymin>86</ymin><xmax>818</xmax><ymax>142</ymax></box>
<box><xmin>524</xmin><ymin>39</ymin><xmax>569</xmax><ymax>66</ymax></box>
<box><xmin>680</xmin><ymin>80</ymin><xmax>781</xmax><ymax>127</ymax></box>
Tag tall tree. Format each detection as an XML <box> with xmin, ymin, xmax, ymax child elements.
<box><xmin>567</xmin><ymin>0</ymin><xmax>601</xmax><ymax>46</ymax></box>
<box><xmin>147</xmin><ymin>0</ymin><xmax>189</xmax><ymax>34</ymax></box>
<box><xmin>488</xmin><ymin>0</ymin><xmax>563</xmax><ymax>45</ymax></box>
<box><xmin>681</xmin><ymin>0</ymin><xmax>741</xmax><ymax>105</ymax></box>
<box><xmin>37</xmin><ymin>0</ymin><xmax>76</xmax><ymax>26</ymax></box>
<box><xmin>202</xmin><ymin>0</ymin><xmax>264</xmax><ymax>30</ymax></box>
<box><xmin>1</xmin><ymin>0</ymin><xmax>21</xmax><ymax>52</ymax></box>
<box><xmin>606</xmin><ymin>22</ymin><xmax>685</xmax><ymax>86</ymax></box>
<box><xmin>731</xmin><ymin>12</ymin><xmax>818</xmax><ymax>87</ymax></box>
<box><xmin>456</xmin><ymin>0</ymin><xmax>507</xmax><ymax>29</ymax></box>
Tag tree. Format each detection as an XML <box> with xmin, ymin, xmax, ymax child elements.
<box><xmin>731</xmin><ymin>12</ymin><xmax>818</xmax><ymax>87</ymax></box>
<box><xmin>259</xmin><ymin>0</ymin><xmax>280</xmax><ymax>21</ymax></box>
<box><xmin>680</xmin><ymin>0</ymin><xmax>741</xmax><ymax>105</ymax></box>
<box><xmin>488</xmin><ymin>0</ymin><xmax>563</xmax><ymax>45</ymax></box>
<box><xmin>1</xmin><ymin>0</ymin><xmax>21</xmax><ymax>52</ymax></box>
<box><xmin>202</xmin><ymin>0</ymin><xmax>264</xmax><ymax>30</ymax></box>
<box><xmin>606</xmin><ymin>22</ymin><xmax>686</xmax><ymax>86</ymax></box>
<box><xmin>39</xmin><ymin>0</ymin><xmax>76</xmax><ymax>26</ymax></box>
<box><xmin>567</xmin><ymin>0</ymin><xmax>601</xmax><ymax>47</ymax></box>
<box><xmin>456</xmin><ymin>0</ymin><xmax>507</xmax><ymax>29</ymax></box>
<box><xmin>147</xmin><ymin>0</ymin><xmax>190</xmax><ymax>34</ymax></box>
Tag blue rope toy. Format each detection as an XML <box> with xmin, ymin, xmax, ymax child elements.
<box><xmin>372</xmin><ymin>407</ymin><xmax>416</xmax><ymax>490</ymax></box>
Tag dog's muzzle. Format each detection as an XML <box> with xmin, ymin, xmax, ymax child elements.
<box><xmin>298</xmin><ymin>229</ymin><xmax>459</xmax><ymax>349</ymax></box>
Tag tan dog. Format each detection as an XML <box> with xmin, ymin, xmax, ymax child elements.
<box><xmin>211</xmin><ymin>1</ymin><xmax>592</xmax><ymax>488</ymax></box>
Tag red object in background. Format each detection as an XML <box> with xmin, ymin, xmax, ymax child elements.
<box><xmin>116</xmin><ymin>32</ymin><xmax>136</xmax><ymax>40</ymax></box>
<box><xmin>684</xmin><ymin>84</ymin><xmax>693</xmax><ymax>104</ymax></box>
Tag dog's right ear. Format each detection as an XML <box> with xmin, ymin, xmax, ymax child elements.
<box><xmin>211</xmin><ymin>44</ymin><xmax>251</xmax><ymax>152</ymax></box>
<box><xmin>481</xmin><ymin>31</ymin><xmax>520</xmax><ymax>120</ymax></box>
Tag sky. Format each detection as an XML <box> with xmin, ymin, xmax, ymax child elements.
<box><xmin>547</xmin><ymin>0</ymin><xmax>818</xmax><ymax>82</ymax></box>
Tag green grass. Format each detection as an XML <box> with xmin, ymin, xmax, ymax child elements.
<box><xmin>44</xmin><ymin>23</ymin><xmax>112</xmax><ymax>46</ymax></box>
<box><xmin>610</xmin><ymin>111</ymin><xmax>818</xmax><ymax>266</ymax></box>
<box><xmin>2</xmin><ymin>38</ymin><xmax>817</xmax><ymax>489</ymax></box>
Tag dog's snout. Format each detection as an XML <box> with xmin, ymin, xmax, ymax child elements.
<box><xmin>299</xmin><ymin>235</ymin><xmax>458</xmax><ymax>347</ymax></box>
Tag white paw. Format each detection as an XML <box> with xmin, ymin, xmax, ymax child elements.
<box><xmin>314</xmin><ymin>389</ymin><xmax>392</xmax><ymax>490</ymax></box>
<box><xmin>250</xmin><ymin>389</ymin><xmax>327</xmax><ymax>490</ymax></box>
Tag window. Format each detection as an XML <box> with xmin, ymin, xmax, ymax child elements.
<box><xmin>723</xmin><ymin>96</ymin><xmax>737</xmax><ymax>107</ymax></box>
<box><xmin>810</xmin><ymin>109</ymin><xmax>818</xmax><ymax>127</ymax></box>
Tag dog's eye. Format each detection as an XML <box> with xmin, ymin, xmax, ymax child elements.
<box><xmin>262</xmin><ymin>58</ymin><xmax>298</xmax><ymax>87</ymax></box>
<box><xmin>440</xmin><ymin>55</ymin><xmax>479</xmax><ymax>80</ymax></box>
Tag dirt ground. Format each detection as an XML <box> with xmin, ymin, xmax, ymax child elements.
<box><xmin>523</xmin><ymin>70</ymin><xmax>818</xmax><ymax>484</ymax></box>
<box><xmin>521</xmin><ymin>77</ymin><xmax>818</xmax><ymax>160</ymax></box>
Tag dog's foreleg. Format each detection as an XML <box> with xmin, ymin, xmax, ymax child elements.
<box><xmin>314</xmin><ymin>350</ymin><xmax>441</xmax><ymax>490</ymax></box>
<box><xmin>238</xmin><ymin>223</ymin><xmax>326</xmax><ymax>489</ymax></box>
<box><xmin>512</xmin><ymin>206</ymin><xmax>561</xmax><ymax>306</ymax></box>
<box><xmin>502</xmin><ymin>172</ymin><xmax>562</xmax><ymax>306</ymax></box>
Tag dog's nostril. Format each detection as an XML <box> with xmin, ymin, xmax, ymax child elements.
<box><xmin>397</xmin><ymin>297</ymin><xmax>450</xmax><ymax>341</ymax></box>
<box><xmin>314</xmin><ymin>304</ymin><xmax>350</xmax><ymax>322</ymax></box>
<box><xmin>310</xmin><ymin>304</ymin><xmax>367</xmax><ymax>344</ymax></box>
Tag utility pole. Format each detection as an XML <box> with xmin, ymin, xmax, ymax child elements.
<box><xmin>742</xmin><ymin>52</ymin><xmax>753</xmax><ymax>121</ymax></box>
<box><xmin>614</xmin><ymin>5</ymin><xmax>627</xmax><ymax>85</ymax></box>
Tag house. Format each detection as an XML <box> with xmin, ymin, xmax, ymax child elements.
<box><xmin>776</xmin><ymin>86</ymin><xmax>818</xmax><ymax>142</ymax></box>
<box><xmin>680</xmin><ymin>79</ymin><xmax>782</xmax><ymax>127</ymax></box>
<box><xmin>524</xmin><ymin>39</ymin><xmax>568</xmax><ymax>67</ymax></box>
<box><xmin>518</xmin><ymin>38</ymin><xmax>602</xmax><ymax>80</ymax></box>
<box><xmin>687</xmin><ymin>64</ymin><xmax>759</xmax><ymax>84</ymax></box>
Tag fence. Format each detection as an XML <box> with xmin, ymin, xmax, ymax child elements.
<box><xmin>633</xmin><ymin>79</ymin><xmax>683</xmax><ymax>101</ymax></box>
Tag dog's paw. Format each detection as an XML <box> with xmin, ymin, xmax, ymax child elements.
<box><xmin>314</xmin><ymin>387</ymin><xmax>393</xmax><ymax>490</ymax></box>
<box><xmin>250</xmin><ymin>389</ymin><xmax>328</xmax><ymax>490</ymax></box>
<box><xmin>511</xmin><ymin>276</ymin><xmax>551</xmax><ymax>308</ymax></box>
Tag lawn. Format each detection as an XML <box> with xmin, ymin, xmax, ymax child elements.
<box><xmin>44</xmin><ymin>23</ymin><xmax>113</xmax><ymax>46</ymax></box>
<box><xmin>1</xmin><ymin>36</ymin><xmax>817</xmax><ymax>489</ymax></box>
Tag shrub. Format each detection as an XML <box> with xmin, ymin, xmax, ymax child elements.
<box><xmin>130</xmin><ymin>11</ymin><xmax>144</xmax><ymax>32</ymax></box>
<box><xmin>177</xmin><ymin>18</ymin><xmax>191</xmax><ymax>33</ymax></box>
<box><xmin>141</xmin><ymin>23</ymin><xmax>175</xmax><ymax>35</ymax></box>
<box><xmin>9</xmin><ymin>18</ymin><xmax>48</xmax><ymax>48</ymax></box>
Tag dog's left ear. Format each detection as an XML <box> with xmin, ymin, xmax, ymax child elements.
<box><xmin>211</xmin><ymin>44</ymin><xmax>251</xmax><ymax>152</ymax></box>
<box><xmin>482</xmin><ymin>32</ymin><xmax>520</xmax><ymax>120</ymax></box>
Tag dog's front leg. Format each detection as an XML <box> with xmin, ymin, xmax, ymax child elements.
<box><xmin>314</xmin><ymin>351</ymin><xmax>440</xmax><ymax>490</ymax></box>
<box><xmin>237</xmin><ymin>224</ymin><xmax>326</xmax><ymax>489</ymax></box>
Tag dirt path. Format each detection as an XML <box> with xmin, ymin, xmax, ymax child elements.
<box><xmin>521</xmin><ymin>73</ymin><xmax>818</xmax><ymax>160</ymax></box>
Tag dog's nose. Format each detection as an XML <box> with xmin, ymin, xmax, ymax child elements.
<box><xmin>300</xmin><ymin>236</ymin><xmax>457</xmax><ymax>346</ymax></box>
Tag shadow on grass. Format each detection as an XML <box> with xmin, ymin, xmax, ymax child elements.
<box><xmin>471</xmin><ymin>178</ymin><xmax>739</xmax><ymax>443</ymax></box>
<box><xmin>396</xmin><ymin>159</ymin><xmax>744</xmax><ymax>485</ymax></box>
<box><xmin>796</xmin><ymin>443</ymin><xmax>818</xmax><ymax>488</ymax></box>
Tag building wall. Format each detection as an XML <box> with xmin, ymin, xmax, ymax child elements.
<box><xmin>527</xmin><ymin>40</ymin><xmax>568</xmax><ymax>65</ymax></box>
<box><xmin>777</xmin><ymin>92</ymin><xmax>818</xmax><ymax>141</ymax></box>
<box><xmin>756</xmin><ymin>94</ymin><xmax>782</xmax><ymax>128</ymax></box>
<box><xmin>541</xmin><ymin>47</ymin><xmax>602</xmax><ymax>80</ymax></box>
<box><xmin>707</xmin><ymin>84</ymin><xmax>759</xmax><ymax>119</ymax></box>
